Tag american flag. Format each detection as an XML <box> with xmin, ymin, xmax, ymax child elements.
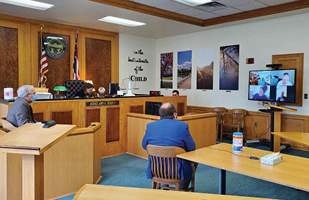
<box><xmin>73</xmin><ymin>34</ymin><xmax>80</xmax><ymax>80</ymax></box>
<box><xmin>39</xmin><ymin>40</ymin><xmax>48</xmax><ymax>87</ymax></box>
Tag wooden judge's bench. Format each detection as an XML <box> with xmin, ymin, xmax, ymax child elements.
<box><xmin>0</xmin><ymin>95</ymin><xmax>189</xmax><ymax>158</ymax></box>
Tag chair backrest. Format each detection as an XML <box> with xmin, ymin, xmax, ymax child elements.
<box><xmin>64</xmin><ymin>80</ymin><xmax>86</xmax><ymax>98</ymax></box>
<box><xmin>231</xmin><ymin>109</ymin><xmax>246</xmax><ymax>127</ymax></box>
<box><xmin>212</xmin><ymin>107</ymin><xmax>226</xmax><ymax>124</ymax></box>
<box><xmin>1</xmin><ymin>117</ymin><xmax>16</xmax><ymax>132</ymax></box>
<box><xmin>146</xmin><ymin>145</ymin><xmax>185</xmax><ymax>180</ymax></box>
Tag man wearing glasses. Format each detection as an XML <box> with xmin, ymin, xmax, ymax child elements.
<box><xmin>7</xmin><ymin>85</ymin><xmax>37</xmax><ymax>127</ymax></box>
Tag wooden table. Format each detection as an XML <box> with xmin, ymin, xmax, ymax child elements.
<box><xmin>0</xmin><ymin>123</ymin><xmax>76</xmax><ymax>200</ymax></box>
<box><xmin>272</xmin><ymin>132</ymin><xmax>309</xmax><ymax>151</ymax></box>
<box><xmin>73</xmin><ymin>184</ymin><xmax>275</xmax><ymax>200</ymax></box>
<box><xmin>177</xmin><ymin>143</ymin><xmax>309</xmax><ymax>195</ymax></box>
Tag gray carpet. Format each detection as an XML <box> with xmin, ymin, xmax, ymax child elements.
<box><xmin>57</xmin><ymin>143</ymin><xmax>309</xmax><ymax>200</ymax></box>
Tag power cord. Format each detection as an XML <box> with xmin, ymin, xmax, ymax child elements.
<box><xmin>207</xmin><ymin>147</ymin><xmax>259</xmax><ymax>160</ymax></box>
<box><xmin>252</xmin><ymin>124</ymin><xmax>271</xmax><ymax>141</ymax></box>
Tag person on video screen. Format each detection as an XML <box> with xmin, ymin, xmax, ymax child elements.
<box><xmin>276</xmin><ymin>90</ymin><xmax>287</xmax><ymax>102</ymax></box>
<box><xmin>277</xmin><ymin>73</ymin><xmax>292</xmax><ymax>86</ymax></box>
<box><xmin>253</xmin><ymin>85</ymin><xmax>269</xmax><ymax>101</ymax></box>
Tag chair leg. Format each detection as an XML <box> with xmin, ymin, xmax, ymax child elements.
<box><xmin>175</xmin><ymin>183</ymin><xmax>180</xmax><ymax>191</ymax></box>
<box><xmin>152</xmin><ymin>181</ymin><xmax>157</xmax><ymax>189</ymax></box>
<box><xmin>216</xmin><ymin>124</ymin><xmax>219</xmax><ymax>140</ymax></box>
<box><xmin>191</xmin><ymin>177</ymin><xmax>195</xmax><ymax>192</ymax></box>
<box><xmin>220</xmin><ymin>126</ymin><xmax>223</xmax><ymax>141</ymax></box>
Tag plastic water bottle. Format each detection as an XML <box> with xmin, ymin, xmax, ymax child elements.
<box><xmin>233</xmin><ymin>132</ymin><xmax>243</xmax><ymax>152</ymax></box>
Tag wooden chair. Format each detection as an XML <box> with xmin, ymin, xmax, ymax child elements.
<box><xmin>146</xmin><ymin>145</ymin><xmax>196</xmax><ymax>192</ymax></box>
<box><xmin>212</xmin><ymin>107</ymin><xmax>226</xmax><ymax>139</ymax></box>
<box><xmin>220</xmin><ymin>109</ymin><xmax>246</xmax><ymax>141</ymax></box>
<box><xmin>1</xmin><ymin>117</ymin><xmax>16</xmax><ymax>132</ymax></box>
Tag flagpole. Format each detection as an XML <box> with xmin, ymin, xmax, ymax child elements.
<box><xmin>40</xmin><ymin>24</ymin><xmax>44</xmax><ymax>87</ymax></box>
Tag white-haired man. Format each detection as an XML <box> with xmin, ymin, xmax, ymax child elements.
<box><xmin>6</xmin><ymin>85</ymin><xmax>37</xmax><ymax>127</ymax></box>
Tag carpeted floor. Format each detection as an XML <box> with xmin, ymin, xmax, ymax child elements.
<box><xmin>57</xmin><ymin>142</ymin><xmax>309</xmax><ymax>200</ymax></box>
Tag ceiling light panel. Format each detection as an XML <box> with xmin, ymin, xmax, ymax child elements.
<box><xmin>173</xmin><ymin>0</ymin><xmax>212</xmax><ymax>7</ymax></box>
<box><xmin>0</xmin><ymin>0</ymin><xmax>54</xmax><ymax>11</ymax></box>
<box><xmin>98</xmin><ymin>16</ymin><xmax>146</xmax><ymax>27</ymax></box>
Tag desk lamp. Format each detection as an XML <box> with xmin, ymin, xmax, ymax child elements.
<box><xmin>53</xmin><ymin>86</ymin><xmax>67</xmax><ymax>99</ymax></box>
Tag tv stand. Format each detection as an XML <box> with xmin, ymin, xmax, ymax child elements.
<box><xmin>258</xmin><ymin>102</ymin><xmax>297</xmax><ymax>151</ymax></box>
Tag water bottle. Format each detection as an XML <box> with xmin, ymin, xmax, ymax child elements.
<box><xmin>233</xmin><ymin>132</ymin><xmax>243</xmax><ymax>152</ymax></box>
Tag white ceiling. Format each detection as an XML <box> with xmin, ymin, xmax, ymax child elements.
<box><xmin>0</xmin><ymin>0</ymin><xmax>306</xmax><ymax>38</ymax></box>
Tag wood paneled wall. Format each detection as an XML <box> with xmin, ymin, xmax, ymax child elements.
<box><xmin>188</xmin><ymin>105</ymin><xmax>309</xmax><ymax>151</ymax></box>
<box><xmin>0</xmin><ymin>14</ymin><xmax>119</xmax><ymax>95</ymax></box>
<box><xmin>38</xmin><ymin>33</ymin><xmax>71</xmax><ymax>93</ymax></box>
<box><xmin>0</xmin><ymin>26</ymin><xmax>19</xmax><ymax>99</ymax></box>
<box><xmin>86</xmin><ymin>38</ymin><xmax>111</xmax><ymax>91</ymax></box>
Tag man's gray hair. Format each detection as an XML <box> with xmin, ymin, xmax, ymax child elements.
<box><xmin>159</xmin><ymin>102</ymin><xmax>176</xmax><ymax>119</ymax></box>
<box><xmin>17</xmin><ymin>85</ymin><xmax>34</xmax><ymax>98</ymax></box>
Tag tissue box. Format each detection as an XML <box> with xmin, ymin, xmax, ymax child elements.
<box><xmin>261</xmin><ymin>153</ymin><xmax>283</xmax><ymax>166</ymax></box>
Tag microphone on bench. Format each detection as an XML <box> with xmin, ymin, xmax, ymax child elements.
<box><xmin>43</xmin><ymin>120</ymin><xmax>56</xmax><ymax>128</ymax></box>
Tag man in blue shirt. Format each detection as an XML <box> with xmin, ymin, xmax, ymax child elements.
<box><xmin>142</xmin><ymin>102</ymin><xmax>196</xmax><ymax>189</ymax></box>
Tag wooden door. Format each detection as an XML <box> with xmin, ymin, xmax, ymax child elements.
<box><xmin>272</xmin><ymin>53</ymin><xmax>303</xmax><ymax>107</ymax></box>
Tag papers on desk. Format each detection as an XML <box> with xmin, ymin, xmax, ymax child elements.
<box><xmin>261</xmin><ymin>152</ymin><xmax>283</xmax><ymax>166</ymax></box>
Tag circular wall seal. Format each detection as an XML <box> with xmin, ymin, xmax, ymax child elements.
<box><xmin>44</xmin><ymin>36</ymin><xmax>67</xmax><ymax>59</ymax></box>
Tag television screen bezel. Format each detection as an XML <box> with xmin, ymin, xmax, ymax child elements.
<box><xmin>248</xmin><ymin>69</ymin><xmax>297</xmax><ymax>103</ymax></box>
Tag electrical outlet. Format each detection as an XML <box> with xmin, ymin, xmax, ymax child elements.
<box><xmin>254</xmin><ymin>122</ymin><xmax>258</xmax><ymax>127</ymax></box>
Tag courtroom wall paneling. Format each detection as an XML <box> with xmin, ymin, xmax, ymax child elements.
<box><xmin>30</xmin><ymin>100</ymin><xmax>81</xmax><ymax>126</ymax></box>
<box><xmin>0</xmin><ymin>19</ymin><xmax>31</xmax><ymax>88</ymax></box>
<box><xmin>0</xmin><ymin>26</ymin><xmax>19</xmax><ymax>99</ymax></box>
<box><xmin>30</xmin><ymin>24</ymin><xmax>75</xmax><ymax>88</ymax></box>
<box><xmin>182</xmin><ymin>116</ymin><xmax>217</xmax><ymax>149</ymax></box>
<box><xmin>129</xmin><ymin>105</ymin><xmax>144</xmax><ymax>114</ymax></box>
<box><xmin>127</xmin><ymin>115</ymin><xmax>155</xmax><ymax>158</ymax></box>
<box><xmin>7</xmin><ymin>154</ymin><xmax>22</xmax><ymax>200</ymax></box>
<box><xmin>0</xmin><ymin>15</ymin><xmax>118</xmax><ymax>90</ymax></box>
<box><xmin>244</xmin><ymin>111</ymin><xmax>271</xmax><ymax>140</ymax></box>
<box><xmin>177</xmin><ymin>102</ymin><xmax>185</xmax><ymax>116</ymax></box>
<box><xmin>85</xmin><ymin>108</ymin><xmax>101</xmax><ymax>127</ymax></box>
<box><xmin>44</xmin><ymin>133</ymin><xmax>93</xmax><ymax>199</ymax></box>
<box><xmin>85</xmin><ymin>37</ymin><xmax>111</xmax><ymax>91</ymax></box>
<box><xmin>51</xmin><ymin>111</ymin><xmax>73</xmax><ymax>124</ymax></box>
<box><xmin>37</xmin><ymin>32</ymin><xmax>70</xmax><ymax>94</ymax></box>
<box><xmin>187</xmin><ymin>105</ymin><xmax>309</xmax><ymax>150</ymax></box>
<box><xmin>273</xmin><ymin>53</ymin><xmax>304</xmax><ymax>107</ymax></box>
<box><xmin>33</xmin><ymin>112</ymin><xmax>43</xmax><ymax>122</ymax></box>
<box><xmin>93</xmin><ymin>125</ymin><xmax>102</xmax><ymax>183</ymax></box>
<box><xmin>281</xmin><ymin>114</ymin><xmax>309</xmax><ymax>150</ymax></box>
<box><xmin>0</xmin><ymin>103</ymin><xmax>9</xmax><ymax>118</ymax></box>
<box><xmin>106</xmin><ymin>106</ymin><xmax>120</xmax><ymax>142</ymax></box>
<box><xmin>80</xmin><ymin>32</ymin><xmax>119</xmax><ymax>85</ymax></box>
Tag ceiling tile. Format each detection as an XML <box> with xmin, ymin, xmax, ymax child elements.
<box><xmin>234</xmin><ymin>1</ymin><xmax>267</xmax><ymax>11</ymax></box>
<box><xmin>132</xmin><ymin>0</ymin><xmax>172</xmax><ymax>7</ymax></box>
<box><xmin>195</xmin><ymin>12</ymin><xmax>219</xmax><ymax>20</ymax></box>
<box><xmin>212</xmin><ymin>7</ymin><xmax>242</xmax><ymax>16</ymax></box>
<box><xmin>215</xmin><ymin>0</ymin><xmax>255</xmax><ymax>7</ymax></box>
<box><xmin>256</xmin><ymin>0</ymin><xmax>297</xmax><ymax>6</ymax></box>
<box><xmin>155</xmin><ymin>2</ymin><xmax>189</xmax><ymax>12</ymax></box>
<box><xmin>176</xmin><ymin>8</ymin><xmax>206</xmax><ymax>16</ymax></box>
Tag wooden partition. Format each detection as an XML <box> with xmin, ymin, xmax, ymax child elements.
<box><xmin>127</xmin><ymin>112</ymin><xmax>216</xmax><ymax>158</ymax></box>
<box><xmin>0</xmin><ymin>96</ymin><xmax>187</xmax><ymax>158</ymax></box>
<box><xmin>0</xmin><ymin>14</ymin><xmax>119</xmax><ymax>95</ymax></box>
<box><xmin>188</xmin><ymin>105</ymin><xmax>309</xmax><ymax>151</ymax></box>
<box><xmin>2</xmin><ymin>123</ymin><xmax>101</xmax><ymax>200</ymax></box>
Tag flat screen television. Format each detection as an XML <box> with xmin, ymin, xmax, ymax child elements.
<box><xmin>248</xmin><ymin>69</ymin><xmax>296</xmax><ymax>103</ymax></box>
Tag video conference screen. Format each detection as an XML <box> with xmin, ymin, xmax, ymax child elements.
<box><xmin>248</xmin><ymin>69</ymin><xmax>296</xmax><ymax>103</ymax></box>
